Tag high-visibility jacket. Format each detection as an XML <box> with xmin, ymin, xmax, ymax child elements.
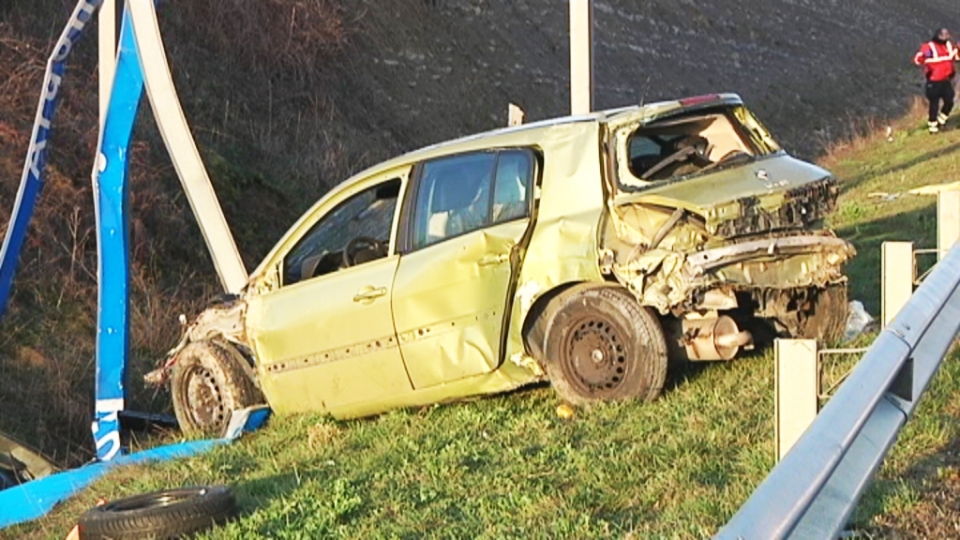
<box><xmin>914</xmin><ymin>40</ymin><xmax>959</xmax><ymax>82</ymax></box>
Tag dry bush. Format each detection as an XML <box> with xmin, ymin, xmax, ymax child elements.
<box><xmin>174</xmin><ymin>0</ymin><xmax>347</xmax><ymax>85</ymax></box>
<box><xmin>819</xmin><ymin>96</ymin><xmax>929</xmax><ymax>169</ymax></box>
<box><xmin>0</xmin><ymin>0</ymin><xmax>352</xmax><ymax>464</ymax></box>
<box><xmin>307</xmin><ymin>421</ymin><xmax>342</xmax><ymax>449</ymax></box>
<box><xmin>0</xmin><ymin>16</ymin><xmax>222</xmax><ymax>464</ymax></box>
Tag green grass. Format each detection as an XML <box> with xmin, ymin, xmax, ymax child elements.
<box><xmin>10</xmin><ymin>114</ymin><xmax>960</xmax><ymax>539</ymax></box>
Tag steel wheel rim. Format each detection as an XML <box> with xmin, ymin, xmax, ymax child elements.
<box><xmin>559</xmin><ymin>314</ymin><xmax>628</xmax><ymax>397</ymax></box>
<box><xmin>183</xmin><ymin>364</ymin><xmax>225</xmax><ymax>427</ymax></box>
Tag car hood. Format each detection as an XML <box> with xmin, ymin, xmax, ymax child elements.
<box><xmin>612</xmin><ymin>153</ymin><xmax>838</xmax><ymax>238</ymax></box>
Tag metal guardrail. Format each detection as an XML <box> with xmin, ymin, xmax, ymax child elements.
<box><xmin>716</xmin><ymin>241</ymin><xmax>960</xmax><ymax>539</ymax></box>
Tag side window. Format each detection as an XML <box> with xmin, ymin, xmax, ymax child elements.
<box><xmin>409</xmin><ymin>150</ymin><xmax>534</xmax><ymax>250</ymax></box>
<box><xmin>283</xmin><ymin>179</ymin><xmax>401</xmax><ymax>286</ymax></box>
<box><xmin>492</xmin><ymin>150</ymin><xmax>533</xmax><ymax>224</ymax></box>
<box><xmin>411</xmin><ymin>152</ymin><xmax>497</xmax><ymax>249</ymax></box>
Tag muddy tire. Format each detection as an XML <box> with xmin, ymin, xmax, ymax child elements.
<box><xmin>78</xmin><ymin>486</ymin><xmax>237</xmax><ymax>539</ymax></box>
<box><xmin>170</xmin><ymin>341</ymin><xmax>263</xmax><ymax>436</ymax></box>
<box><xmin>795</xmin><ymin>284</ymin><xmax>848</xmax><ymax>345</ymax></box>
<box><xmin>540</xmin><ymin>284</ymin><xmax>668</xmax><ymax>405</ymax></box>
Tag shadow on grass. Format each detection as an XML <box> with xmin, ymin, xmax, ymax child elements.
<box><xmin>840</xmin><ymin>140</ymin><xmax>960</xmax><ymax>193</ymax></box>
<box><xmin>854</xmin><ymin>434</ymin><xmax>960</xmax><ymax>538</ymax></box>
<box><xmin>663</xmin><ymin>360</ymin><xmax>711</xmax><ymax>394</ymax></box>
<box><xmin>190</xmin><ymin>437</ymin><xmax>371</xmax><ymax>535</ymax></box>
<box><xmin>838</xmin><ymin>205</ymin><xmax>937</xmax><ymax>316</ymax></box>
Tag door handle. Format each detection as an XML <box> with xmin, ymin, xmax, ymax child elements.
<box><xmin>353</xmin><ymin>286</ymin><xmax>387</xmax><ymax>303</ymax></box>
<box><xmin>477</xmin><ymin>253</ymin><xmax>509</xmax><ymax>267</ymax></box>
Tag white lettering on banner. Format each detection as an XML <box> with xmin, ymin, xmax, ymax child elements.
<box><xmin>53</xmin><ymin>0</ymin><xmax>98</xmax><ymax>62</ymax></box>
<box><xmin>93</xmin><ymin>411</ymin><xmax>121</xmax><ymax>461</ymax></box>
<box><xmin>27</xmin><ymin>73</ymin><xmax>63</xmax><ymax>179</ymax></box>
<box><xmin>28</xmin><ymin>140</ymin><xmax>47</xmax><ymax>180</ymax></box>
<box><xmin>42</xmin><ymin>73</ymin><xmax>62</xmax><ymax>114</ymax></box>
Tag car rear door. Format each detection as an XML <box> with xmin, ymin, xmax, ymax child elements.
<box><xmin>392</xmin><ymin>149</ymin><xmax>537</xmax><ymax>389</ymax></box>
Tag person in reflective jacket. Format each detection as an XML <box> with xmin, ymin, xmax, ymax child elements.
<box><xmin>914</xmin><ymin>28</ymin><xmax>959</xmax><ymax>134</ymax></box>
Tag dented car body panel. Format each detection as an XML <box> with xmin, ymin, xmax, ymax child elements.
<box><xmin>157</xmin><ymin>94</ymin><xmax>854</xmax><ymax>420</ymax></box>
<box><xmin>0</xmin><ymin>432</ymin><xmax>57</xmax><ymax>490</ymax></box>
<box><xmin>613</xmin><ymin>156</ymin><xmax>839</xmax><ymax>238</ymax></box>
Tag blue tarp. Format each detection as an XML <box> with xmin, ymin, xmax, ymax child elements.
<box><xmin>0</xmin><ymin>0</ymin><xmax>273</xmax><ymax>529</ymax></box>
<box><xmin>0</xmin><ymin>406</ymin><xmax>270</xmax><ymax>529</ymax></box>
<box><xmin>0</xmin><ymin>439</ymin><xmax>220</xmax><ymax>528</ymax></box>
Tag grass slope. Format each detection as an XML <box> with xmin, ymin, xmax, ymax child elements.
<box><xmin>9</xmin><ymin>107</ymin><xmax>960</xmax><ymax>539</ymax></box>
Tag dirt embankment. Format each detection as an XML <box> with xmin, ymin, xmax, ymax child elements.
<box><xmin>0</xmin><ymin>0</ymin><xmax>956</xmax><ymax>463</ymax></box>
<box><xmin>319</xmin><ymin>0</ymin><xmax>959</xmax><ymax>159</ymax></box>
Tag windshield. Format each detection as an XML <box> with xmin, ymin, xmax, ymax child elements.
<box><xmin>615</xmin><ymin>105</ymin><xmax>780</xmax><ymax>192</ymax></box>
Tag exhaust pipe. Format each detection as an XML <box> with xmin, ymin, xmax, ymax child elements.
<box><xmin>679</xmin><ymin>315</ymin><xmax>752</xmax><ymax>361</ymax></box>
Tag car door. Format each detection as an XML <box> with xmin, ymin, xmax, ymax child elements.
<box><xmin>392</xmin><ymin>149</ymin><xmax>537</xmax><ymax>388</ymax></box>
<box><xmin>245</xmin><ymin>172</ymin><xmax>413</xmax><ymax>415</ymax></box>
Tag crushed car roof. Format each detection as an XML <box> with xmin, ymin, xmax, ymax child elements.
<box><xmin>360</xmin><ymin>93</ymin><xmax>745</xmax><ymax>177</ymax></box>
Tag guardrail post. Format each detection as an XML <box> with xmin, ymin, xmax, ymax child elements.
<box><xmin>719</xmin><ymin>244</ymin><xmax>960</xmax><ymax>539</ymax></box>
<box><xmin>882</xmin><ymin>241</ymin><xmax>914</xmax><ymax>327</ymax></box>
<box><xmin>938</xmin><ymin>190</ymin><xmax>960</xmax><ymax>261</ymax></box>
<box><xmin>775</xmin><ymin>339</ymin><xmax>819</xmax><ymax>460</ymax></box>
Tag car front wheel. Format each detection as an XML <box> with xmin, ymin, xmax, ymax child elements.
<box><xmin>170</xmin><ymin>340</ymin><xmax>263</xmax><ymax>436</ymax></box>
<box><xmin>540</xmin><ymin>284</ymin><xmax>668</xmax><ymax>405</ymax></box>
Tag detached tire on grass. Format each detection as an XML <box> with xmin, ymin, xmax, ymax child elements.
<box><xmin>78</xmin><ymin>486</ymin><xmax>237</xmax><ymax>540</ymax></box>
<box><xmin>539</xmin><ymin>284</ymin><xmax>668</xmax><ymax>405</ymax></box>
<box><xmin>170</xmin><ymin>340</ymin><xmax>263</xmax><ymax>436</ymax></box>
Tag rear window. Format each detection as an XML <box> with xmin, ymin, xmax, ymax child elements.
<box><xmin>622</xmin><ymin>105</ymin><xmax>780</xmax><ymax>186</ymax></box>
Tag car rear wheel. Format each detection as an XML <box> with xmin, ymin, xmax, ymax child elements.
<box><xmin>540</xmin><ymin>284</ymin><xmax>668</xmax><ymax>405</ymax></box>
<box><xmin>170</xmin><ymin>341</ymin><xmax>263</xmax><ymax>436</ymax></box>
<box><xmin>795</xmin><ymin>283</ymin><xmax>848</xmax><ymax>345</ymax></box>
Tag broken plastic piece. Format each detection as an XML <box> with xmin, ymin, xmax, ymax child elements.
<box><xmin>843</xmin><ymin>301</ymin><xmax>875</xmax><ymax>342</ymax></box>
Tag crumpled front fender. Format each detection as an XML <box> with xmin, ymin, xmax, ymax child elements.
<box><xmin>144</xmin><ymin>298</ymin><xmax>249</xmax><ymax>386</ymax></box>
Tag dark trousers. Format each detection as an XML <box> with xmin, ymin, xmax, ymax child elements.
<box><xmin>926</xmin><ymin>80</ymin><xmax>955</xmax><ymax>122</ymax></box>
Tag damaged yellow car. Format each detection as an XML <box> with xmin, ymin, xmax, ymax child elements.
<box><xmin>148</xmin><ymin>94</ymin><xmax>855</xmax><ymax>434</ymax></box>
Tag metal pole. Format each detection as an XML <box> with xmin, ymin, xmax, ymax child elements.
<box><xmin>98</xmin><ymin>0</ymin><xmax>117</xmax><ymax>127</ymax></box>
<box><xmin>128</xmin><ymin>0</ymin><xmax>248</xmax><ymax>292</ymax></box>
<box><xmin>569</xmin><ymin>0</ymin><xmax>594</xmax><ymax>115</ymax></box>
<box><xmin>92</xmin><ymin>4</ymin><xmax>144</xmax><ymax>460</ymax></box>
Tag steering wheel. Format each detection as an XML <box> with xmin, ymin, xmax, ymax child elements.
<box><xmin>698</xmin><ymin>150</ymin><xmax>751</xmax><ymax>173</ymax></box>
<box><xmin>641</xmin><ymin>137</ymin><xmax>712</xmax><ymax>180</ymax></box>
<box><xmin>342</xmin><ymin>236</ymin><xmax>386</xmax><ymax>268</ymax></box>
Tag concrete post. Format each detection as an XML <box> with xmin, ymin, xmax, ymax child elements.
<box><xmin>508</xmin><ymin>103</ymin><xmax>525</xmax><ymax>126</ymax></box>
<box><xmin>569</xmin><ymin>0</ymin><xmax>594</xmax><ymax>115</ymax></box>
